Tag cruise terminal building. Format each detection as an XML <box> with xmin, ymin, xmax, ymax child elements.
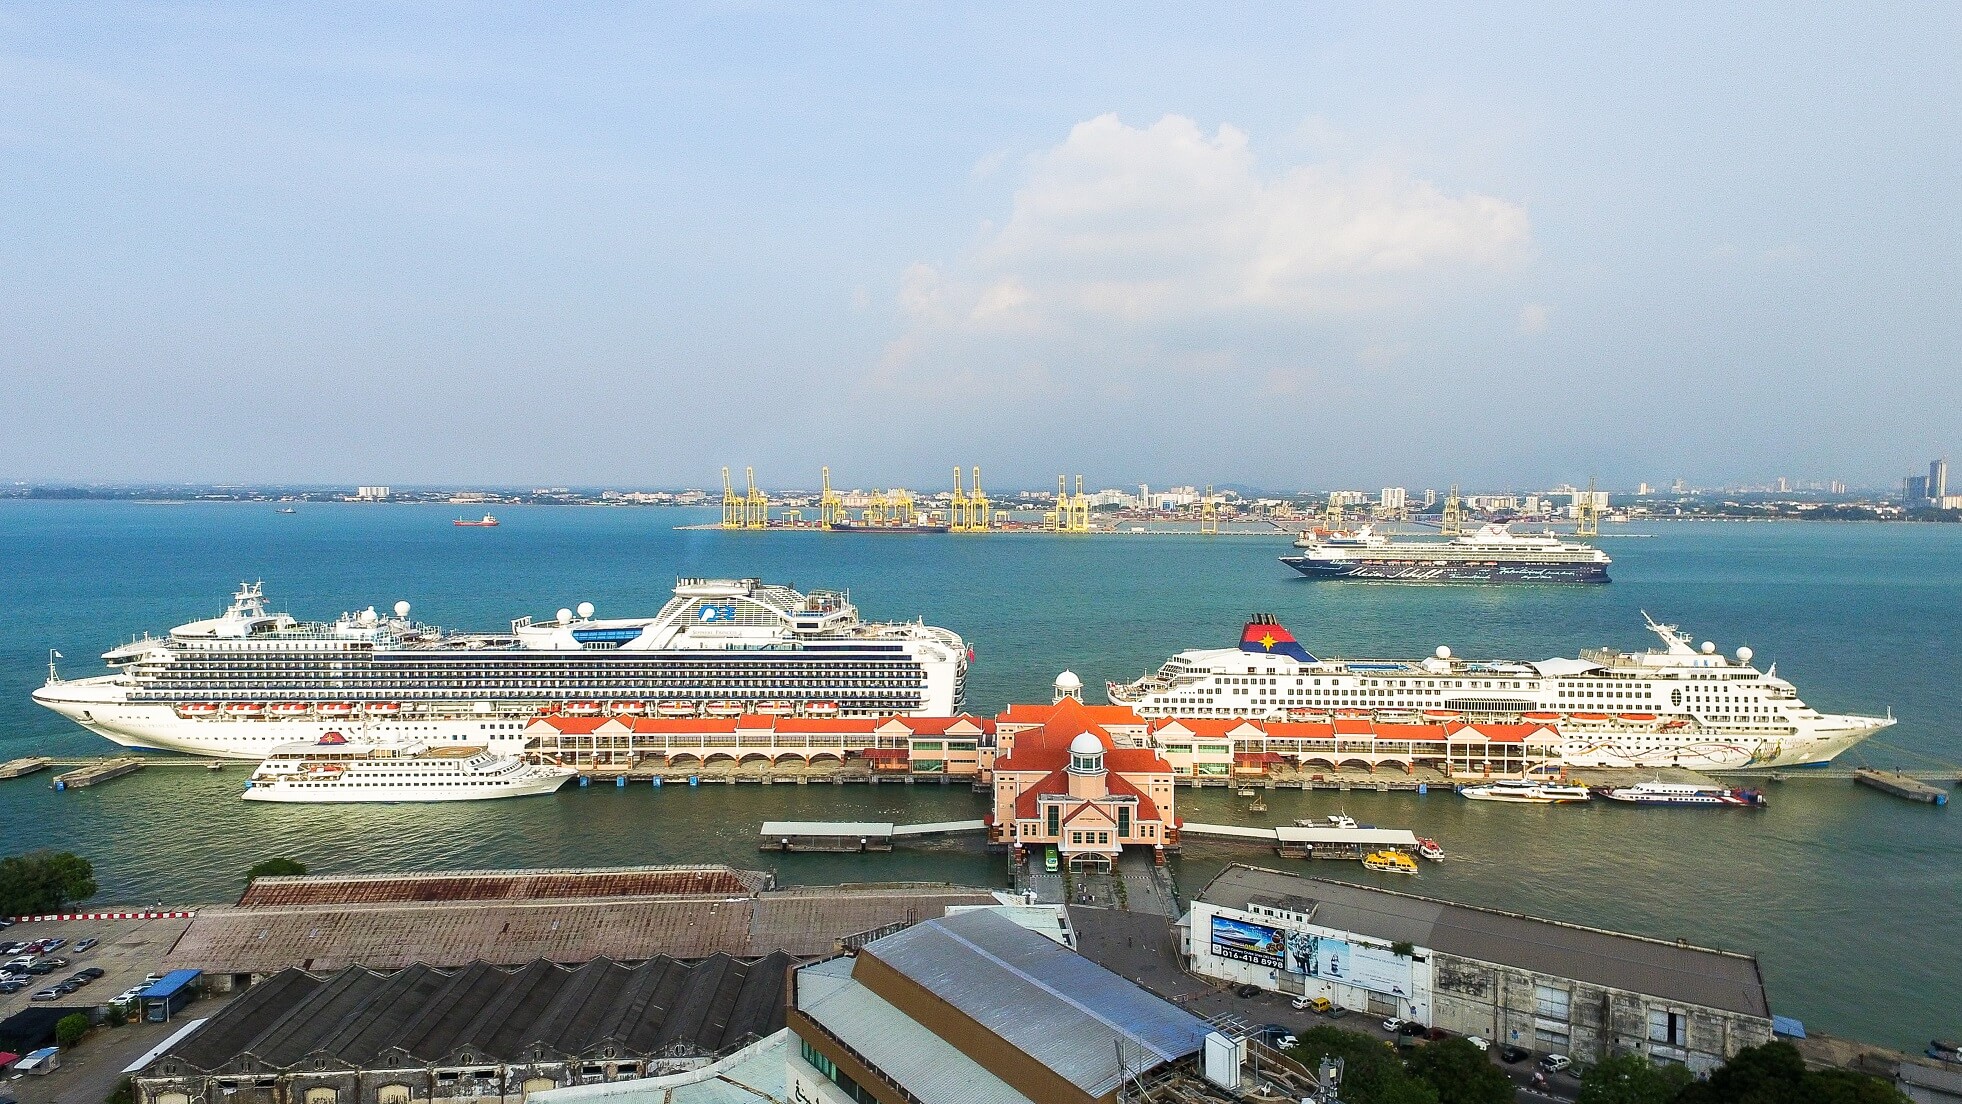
<box><xmin>1187</xmin><ymin>864</ymin><xmax>1773</xmax><ymax>1073</ymax></box>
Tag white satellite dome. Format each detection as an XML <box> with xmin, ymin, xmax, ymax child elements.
<box><xmin>393</xmin><ymin>601</ymin><xmax>411</xmax><ymax>619</ymax></box>
<box><xmin>577</xmin><ymin>601</ymin><xmax>595</xmax><ymax>619</ymax></box>
<box><xmin>557</xmin><ymin>608</ymin><xmax>574</xmax><ymax>624</ymax></box>
<box><xmin>1069</xmin><ymin>731</ymin><xmax>1104</xmax><ymax>757</ymax></box>
<box><xmin>1700</xmin><ymin>641</ymin><xmax>1717</xmax><ymax>654</ymax></box>
<box><xmin>1736</xmin><ymin>646</ymin><xmax>1754</xmax><ymax>663</ymax></box>
<box><xmin>1054</xmin><ymin>670</ymin><xmax>1083</xmax><ymax>692</ymax></box>
<box><xmin>1435</xmin><ymin>645</ymin><xmax>1451</xmax><ymax>659</ymax></box>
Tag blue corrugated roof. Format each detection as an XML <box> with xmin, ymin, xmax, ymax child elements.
<box><xmin>863</xmin><ymin>909</ymin><xmax>1209</xmax><ymax>1096</ymax></box>
<box><xmin>138</xmin><ymin>969</ymin><xmax>202</xmax><ymax>1000</ymax></box>
<box><xmin>1771</xmin><ymin>1015</ymin><xmax>1806</xmax><ymax>1038</ymax></box>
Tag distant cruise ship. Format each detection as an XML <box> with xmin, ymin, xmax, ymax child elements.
<box><xmin>34</xmin><ymin>579</ymin><xmax>969</xmax><ymax>759</ymax></box>
<box><xmin>1106</xmin><ymin>615</ymin><xmax>1891</xmax><ymax>770</ymax></box>
<box><xmin>1281</xmin><ymin>524</ymin><xmax>1611</xmax><ymax>583</ymax></box>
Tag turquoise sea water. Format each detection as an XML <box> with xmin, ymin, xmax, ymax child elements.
<box><xmin>0</xmin><ymin>501</ymin><xmax>1957</xmax><ymax>1048</ymax></box>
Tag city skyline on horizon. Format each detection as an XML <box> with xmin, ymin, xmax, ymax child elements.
<box><xmin>4</xmin><ymin>5</ymin><xmax>1958</xmax><ymax>487</ymax></box>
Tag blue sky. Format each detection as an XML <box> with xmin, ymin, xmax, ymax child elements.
<box><xmin>3</xmin><ymin>4</ymin><xmax>1957</xmax><ymax>490</ymax></box>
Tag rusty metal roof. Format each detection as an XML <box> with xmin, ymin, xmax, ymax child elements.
<box><xmin>169</xmin><ymin>875</ymin><xmax>996</xmax><ymax>976</ymax></box>
<box><xmin>237</xmin><ymin>864</ymin><xmax>771</xmax><ymax>907</ymax></box>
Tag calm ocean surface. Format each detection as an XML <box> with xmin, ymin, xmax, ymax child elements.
<box><xmin>1</xmin><ymin>501</ymin><xmax>1957</xmax><ymax>1047</ymax></box>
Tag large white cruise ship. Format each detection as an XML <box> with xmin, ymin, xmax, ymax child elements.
<box><xmin>1106</xmin><ymin>614</ymin><xmax>1892</xmax><ymax>770</ymax></box>
<box><xmin>34</xmin><ymin>579</ymin><xmax>969</xmax><ymax>759</ymax></box>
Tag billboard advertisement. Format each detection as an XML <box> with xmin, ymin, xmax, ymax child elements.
<box><xmin>1300</xmin><ymin>936</ymin><xmax>1413</xmax><ymax>998</ymax></box>
<box><xmin>1209</xmin><ymin>914</ymin><xmax>1285</xmax><ymax>969</ymax></box>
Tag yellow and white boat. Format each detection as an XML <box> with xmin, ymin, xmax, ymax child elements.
<box><xmin>1362</xmin><ymin>850</ymin><xmax>1419</xmax><ymax>874</ymax></box>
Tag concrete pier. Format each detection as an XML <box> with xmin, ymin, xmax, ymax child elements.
<box><xmin>758</xmin><ymin>819</ymin><xmax>986</xmax><ymax>852</ymax></box>
<box><xmin>1853</xmin><ymin>769</ymin><xmax>1950</xmax><ymax>805</ymax></box>
<box><xmin>53</xmin><ymin>756</ymin><xmax>145</xmax><ymax>789</ymax></box>
<box><xmin>0</xmin><ymin>756</ymin><xmax>53</xmax><ymax>780</ymax></box>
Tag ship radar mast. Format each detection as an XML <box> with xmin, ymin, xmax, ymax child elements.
<box><xmin>1640</xmin><ymin>610</ymin><xmax>1698</xmax><ymax>654</ymax></box>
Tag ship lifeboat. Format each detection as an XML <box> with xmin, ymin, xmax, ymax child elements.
<box><xmin>1286</xmin><ymin>708</ymin><xmax>1327</xmax><ymax>721</ymax></box>
<box><xmin>754</xmin><ymin>700</ymin><xmax>797</xmax><ymax>716</ymax></box>
<box><xmin>1522</xmin><ymin>711</ymin><xmax>1563</xmax><ymax>721</ymax></box>
<box><xmin>223</xmin><ymin>702</ymin><xmax>265</xmax><ymax>715</ymax></box>
<box><xmin>1417</xmin><ymin>838</ymin><xmax>1446</xmax><ymax>861</ymax></box>
<box><xmin>1616</xmin><ymin>713</ymin><xmax>1657</xmax><ymax>722</ymax></box>
<box><xmin>656</xmin><ymin>701</ymin><xmax>698</xmax><ymax>718</ymax></box>
<box><xmin>1422</xmin><ymin>709</ymin><xmax>1463</xmax><ymax>720</ymax></box>
<box><xmin>804</xmin><ymin>701</ymin><xmax>841</xmax><ymax>717</ymax></box>
<box><xmin>318</xmin><ymin>702</ymin><xmax>356</xmax><ymax>716</ymax></box>
<box><xmin>703</xmin><ymin>700</ymin><xmax>744</xmax><ymax>718</ymax></box>
<box><xmin>1660</xmin><ymin>718</ymin><xmax>1690</xmax><ymax>730</ymax></box>
<box><xmin>608</xmin><ymin>701</ymin><xmax>648</xmax><ymax>715</ymax></box>
<box><xmin>1334</xmin><ymin>708</ymin><xmax>1372</xmax><ymax>718</ymax></box>
<box><xmin>1570</xmin><ymin>712</ymin><xmax>1610</xmax><ymax>722</ymax></box>
<box><xmin>364</xmin><ymin>702</ymin><xmax>402</xmax><ymax>714</ymax></box>
<box><xmin>563</xmin><ymin>701</ymin><xmax>603</xmax><ymax>716</ymax></box>
<box><xmin>267</xmin><ymin>702</ymin><xmax>312</xmax><ymax>716</ymax></box>
<box><xmin>176</xmin><ymin>702</ymin><xmax>219</xmax><ymax>717</ymax></box>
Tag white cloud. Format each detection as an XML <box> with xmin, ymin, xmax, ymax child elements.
<box><xmin>1519</xmin><ymin>302</ymin><xmax>1550</xmax><ymax>334</ymax></box>
<box><xmin>899</xmin><ymin>113</ymin><xmax>1529</xmax><ymax>333</ymax></box>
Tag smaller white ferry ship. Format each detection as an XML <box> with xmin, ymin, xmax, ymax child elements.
<box><xmin>242</xmin><ymin>734</ymin><xmax>576</xmax><ymax>803</ymax></box>
<box><xmin>1592</xmin><ymin>780</ymin><xmax>1767</xmax><ymax>807</ymax></box>
<box><xmin>1282</xmin><ymin>524</ymin><xmax>1611</xmax><ymax>584</ymax></box>
<box><xmin>1457</xmin><ymin>779</ymin><xmax>1592</xmax><ymax>803</ymax></box>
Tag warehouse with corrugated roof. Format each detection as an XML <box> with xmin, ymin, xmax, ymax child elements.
<box><xmin>787</xmin><ymin>908</ymin><xmax>1218</xmax><ymax>1104</ymax></box>
<box><xmin>133</xmin><ymin>952</ymin><xmax>792</xmax><ymax>1104</ymax></box>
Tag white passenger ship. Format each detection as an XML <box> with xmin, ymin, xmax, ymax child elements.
<box><xmin>242</xmin><ymin>735</ymin><xmax>577</xmax><ymax>803</ymax></box>
<box><xmin>34</xmin><ymin>579</ymin><xmax>969</xmax><ymax>759</ymax></box>
<box><xmin>1106</xmin><ymin>614</ymin><xmax>1892</xmax><ymax>770</ymax></box>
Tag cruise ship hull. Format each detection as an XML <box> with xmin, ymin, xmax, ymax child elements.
<box><xmin>242</xmin><ymin>769</ymin><xmax>574</xmax><ymax>802</ymax></box>
<box><xmin>1281</xmin><ymin>556</ymin><xmax>1610</xmax><ymax>584</ymax></box>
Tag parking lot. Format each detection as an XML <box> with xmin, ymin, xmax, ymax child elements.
<box><xmin>0</xmin><ymin>914</ymin><xmax>197</xmax><ymax>1021</ymax></box>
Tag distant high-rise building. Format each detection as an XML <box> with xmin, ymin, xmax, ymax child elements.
<box><xmin>1423</xmin><ymin>488</ymin><xmax>1437</xmax><ymax>509</ymax></box>
<box><xmin>1637</xmin><ymin>482</ymin><xmax>1652</xmax><ymax>496</ymax></box>
<box><xmin>1380</xmin><ymin>487</ymin><xmax>1407</xmax><ymax>511</ymax></box>
<box><xmin>1776</xmin><ymin>477</ymin><xmax>1790</xmax><ymax>494</ymax></box>
<box><xmin>1906</xmin><ymin>475</ymin><xmax>1930</xmax><ymax>502</ymax></box>
<box><xmin>355</xmin><ymin>486</ymin><xmax>391</xmax><ymax>501</ymax></box>
<box><xmin>1932</xmin><ymin>457</ymin><xmax>1949</xmax><ymax>500</ymax></box>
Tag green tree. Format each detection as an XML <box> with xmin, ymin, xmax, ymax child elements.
<box><xmin>1287</xmin><ymin>1027</ymin><xmax>1438</xmax><ymax>1104</ymax></box>
<box><xmin>106</xmin><ymin>1076</ymin><xmax>136</xmax><ymax>1104</ymax></box>
<box><xmin>245</xmin><ymin>857</ymin><xmax>308</xmax><ymax>882</ymax></box>
<box><xmin>1678</xmin><ymin>1042</ymin><xmax>1908</xmax><ymax>1104</ymax></box>
<box><xmin>1405</xmin><ymin>1037</ymin><xmax>1514</xmax><ymax>1104</ymax></box>
<box><xmin>1577</xmin><ymin>1052</ymin><xmax>1694</xmax><ymax>1104</ymax></box>
<box><xmin>0</xmin><ymin>850</ymin><xmax>97</xmax><ymax>915</ymax></box>
<box><xmin>55</xmin><ymin>1011</ymin><xmax>90</xmax><ymax>1047</ymax></box>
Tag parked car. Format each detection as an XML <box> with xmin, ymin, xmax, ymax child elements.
<box><xmin>1465</xmin><ymin>1035</ymin><xmax>1490</xmax><ymax>1051</ymax></box>
<box><xmin>1397</xmin><ymin>1021</ymin><xmax>1427</xmax><ymax>1037</ymax></box>
<box><xmin>1382</xmin><ymin>1017</ymin><xmax>1409</xmax><ymax>1034</ymax></box>
<box><xmin>23</xmin><ymin>962</ymin><xmax>57</xmax><ymax>975</ymax></box>
<box><xmin>78</xmin><ymin>966</ymin><xmax>106</xmax><ymax>979</ymax></box>
<box><xmin>1235</xmin><ymin>984</ymin><xmax>1261</xmax><ymax>999</ymax></box>
<box><xmin>0</xmin><ymin>979</ymin><xmax>26</xmax><ymax>994</ymax></box>
<box><xmin>1499</xmin><ymin>1044</ymin><xmax>1531</xmax><ymax>1063</ymax></box>
<box><xmin>0</xmin><ymin>941</ymin><xmax>27</xmax><ymax>955</ymax></box>
<box><xmin>1327</xmin><ymin>1006</ymin><xmax>1350</xmax><ymax>1020</ymax></box>
<box><xmin>30</xmin><ymin>988</ymin><xmax>62</xmax><ymax>1001</ymax></box>
<box><xmin>40</xmin><ymin>938</ymin><xmax>66</xmax><ymax>951</ymax></box>
<box><xmin>1539</xmin><ymin>1054</ymin><xmax>1572</xmax><ymax>1074</ymax></box>
<box><xmin>73</xmin><ymin>937</ymin><xmax>100</xmax><ymax>953</ymax></box>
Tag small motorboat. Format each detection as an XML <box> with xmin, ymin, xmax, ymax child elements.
<box><xmin>1417</xmin><ymin>838</ymin><xmax>1445</xmax><ymax>861</ymax></box>
<box><xmin>1363</xmin><ymin>850</ymin><xmax>1419</xmax><ymax>874</ymax></box>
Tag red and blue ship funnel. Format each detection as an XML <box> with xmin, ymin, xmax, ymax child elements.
<box><xmin>1240</xmin><ymin>615</ymin><xmax>1316</xmax><ymax>662</ymax></box>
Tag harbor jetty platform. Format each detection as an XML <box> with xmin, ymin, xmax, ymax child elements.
<box><xmin>1183</xmin><ymin>822</ymin><xmax>1421</xmax><ymax>860</ymax></box>
<box><xmin>1852</xmin><ymin>768</ymin><xmax>1950</xmax><ymax>805</ymax></box>
<box><xmin>53</xmin><ymin>756</ymin><xmax>145</xmax><ymax>789</ymax></box>
<box><xmin>0</xmin><ymin>755</ymin><xmax>53</xmax><ymax>780</ymax></box>
<box><xmin>758</xmin><ymin>819</ymin><xmax>986</xmax><ymax>852</ymax></box>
